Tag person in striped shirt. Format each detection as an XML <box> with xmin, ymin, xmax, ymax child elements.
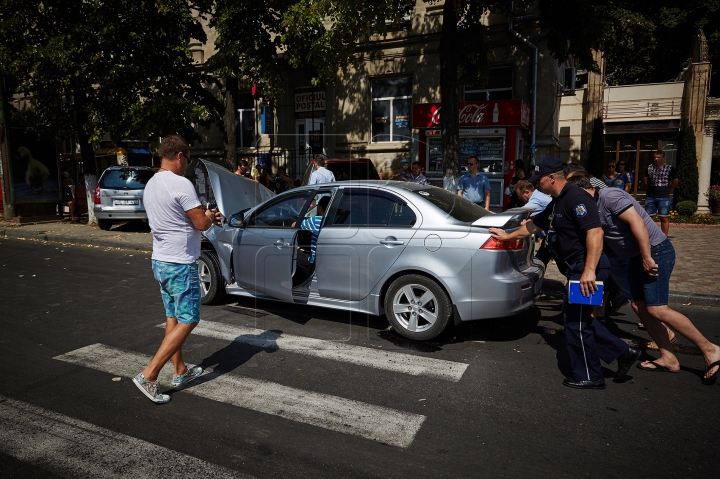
<box><xmin>301</xmin><ymin>195</ymin><xmax>331</xmax><ymax>264</ymax></box>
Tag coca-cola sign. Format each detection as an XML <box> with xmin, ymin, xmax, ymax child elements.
<box><xmin>413</xmin><ymin>100</ymin><xmax>531</xmax><ymax>129</ymax></box>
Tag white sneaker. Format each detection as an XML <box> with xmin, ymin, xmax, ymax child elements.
<box><xmin>133</xmin><ymin>373</ymin><xmax>171</xmax><ymax>404</ymax></box>
<box><xmin>171</xmin><ymin>365</ymin><xmax>203</xmax><ymax>387</ymax></box>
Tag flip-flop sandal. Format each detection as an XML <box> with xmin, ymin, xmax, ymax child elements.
<box><xmin>636</xmin><ymin>360</ymin><xmax>679</xmax><ymax>373</ymax></box>
<box><xmin>701</xmin><ymin>360</ymin><xmax>720</xmax><ymax>386</ymax></box>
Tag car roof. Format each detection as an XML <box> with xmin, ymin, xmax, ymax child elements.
<box><xmin>288</xmin><ymin>180</ymin><xmax>418</xmax><ymax>194</ymax></box>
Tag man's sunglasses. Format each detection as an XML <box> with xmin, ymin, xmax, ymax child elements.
<box><xmin>467</xmin><ymin>162</ymin><xmax>478</xmax><ymax>166</ymax></box>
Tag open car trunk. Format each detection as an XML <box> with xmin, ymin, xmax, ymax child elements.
<box><xmin>195</xmin><ymin>159</ymin><xmax>274</xmax><ymax>218</ymax></box>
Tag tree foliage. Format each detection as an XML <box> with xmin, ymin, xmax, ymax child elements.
<box><xmin>538</xmin><ymin>0</ymin><xmax>720</xmax><ymax>95</ymax></box>
<box><xmin>676</xmin><ymin>126</ymin><xmax>699</xmax><ymax>205</ymax></box>
<box><xmin>0</xmin><ymin>0</ymin><xmax>213</xmax><ymax>154</ymax></box>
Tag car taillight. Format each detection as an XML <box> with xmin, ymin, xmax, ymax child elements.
<box><xmin>93</xmin><ymin>185</ymin><xmax>101</xmax><ymax>204</ymax></box>
<box><xmin>480</xmin><ymin>237</ymin><xmax>524</xmax><ymax>250</ymax></box>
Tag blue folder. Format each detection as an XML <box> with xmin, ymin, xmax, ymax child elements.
<box><xmin>567</xmin><ymin>280</ymin><xmax>604</xmax><ymax>306</ymax></box>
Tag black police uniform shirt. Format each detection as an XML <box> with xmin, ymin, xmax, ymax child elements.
<box><xmin>532</xmin><ymin>183</ymin><xmax>602</xmax><ymax>263</ymax></box>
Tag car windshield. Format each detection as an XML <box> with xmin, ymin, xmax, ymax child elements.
<box><xmin>410</xmin><ymin>187</ymin><xmax>492</xmax><ymax>223</ymax></box>
<box><xmin>100</xmin><ymin>169</ymin><xmax>154</xmax><ymax>189</ymax></box>
<box><xmin>327</xmin><ymin>162</ymin><xmax>380</xmax><ymax>181</ymax></box>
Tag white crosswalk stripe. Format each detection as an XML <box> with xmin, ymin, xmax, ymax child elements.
<box><xmin>181</xmin><ymin>320</ymin><xmax>469</xmax><ymax>381</ymax></box>
<box><xmin>54</xmin><ymin>344</ymin><xmax>426</xmax><ymax>448</ymax></box>
<box><xmin>0</xmin><ymin>396</ymin><xmax>251</xmax><ymax>479</ymax></box>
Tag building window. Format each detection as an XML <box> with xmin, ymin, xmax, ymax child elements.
<box><xmin>465</xmin><ymin>67</ymin><xmax>513</xmax><ymax>101</ymax></box>
<box><xmin>237</xmin><ymin>92</ymin><xmax>256</xmax><ymax>148</ymax></box>
<box><xmin>371</xmin><ymin>77</ymin><xmax>412</xmax><ymax>142</ymax></box>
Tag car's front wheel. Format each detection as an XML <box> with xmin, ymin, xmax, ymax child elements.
<box><xmin>197</xmin><ymin>250</ymin><xmax>225</xmax><ymax>305</ymax></box>
<box><xmin>384</xmin><ymin>274</ymin><xmax>452</xmax><ymax>341</ymax></box>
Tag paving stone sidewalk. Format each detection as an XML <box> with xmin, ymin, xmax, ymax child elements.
<box><xmin>1</xmin><ymin>219</ymin><xmax>718</xmax><ymax>302</ymax></box>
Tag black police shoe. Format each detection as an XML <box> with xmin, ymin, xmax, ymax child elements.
<box><xmin>562</xmin><ymin>378</ymin><xmax>606</xmax><ymax>389</ymax></box>
<box><xmin>616</xmin><ymin>347</ymin><xmax>641</xmax><ymax>377</ymax></box>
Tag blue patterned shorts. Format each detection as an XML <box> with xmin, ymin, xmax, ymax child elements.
<box><xmin>151</xmin><ymin>260</ymin><xmax>201</xmax><ymax>324</ymax></box>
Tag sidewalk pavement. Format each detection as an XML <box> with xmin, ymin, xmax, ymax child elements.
<box><xmin>2</xmin><ymin>218</ymin><xmax>719</xmax><ymax>305</ymax></box>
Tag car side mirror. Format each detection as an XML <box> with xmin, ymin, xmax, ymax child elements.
<box><xmin>228</xmin><ymin>208</ymin><xmax>251</xmax><ymax>228</ymax></box>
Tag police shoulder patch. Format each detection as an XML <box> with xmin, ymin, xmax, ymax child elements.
<box><xmin>574</xmin><ymin>203</ymin><xmax>588</xmax><ymax>218</ymax></box>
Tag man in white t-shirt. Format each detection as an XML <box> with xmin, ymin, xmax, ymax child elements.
<box><xmin>308</xmin><ymin>157</ymin><xmax>335</xmax><ymax>184</ymax></box>
<box><xmin>132</xmin><ymin>135</ymin><xmax>222</xmax><ymax>404</ymax></box>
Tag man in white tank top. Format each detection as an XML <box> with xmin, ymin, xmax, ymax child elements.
<box><xmin>132</xmin><ymin>135</ymin><xmax>222</xmax><ymax>404</ymax></box>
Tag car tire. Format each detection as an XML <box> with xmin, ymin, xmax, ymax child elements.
<box><xmin>197</xmin><ymin>250</ymin><xmax>226</xmax><ymax>305</ymax></box>
<box><xmin>384</xmin><ymin>274</ymin><xmax>452</xmax><ymax>341</ymax></box>
<box><xmin>97</xmin><ymin>219</ymin><xmax>112</xmax><ymax>230</ymax></box>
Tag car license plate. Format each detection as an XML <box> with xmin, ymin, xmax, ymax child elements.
<box><xmin>114</xmin><ymin>199</ymin><xmax>139</xmax><ymax>205</ymax></box>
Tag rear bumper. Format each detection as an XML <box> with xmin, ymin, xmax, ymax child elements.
<box><xmin>456</xmin><ymin>260</ymin><xmax>545</xmax><ymax>322</ymax></box>
<box><xmin>93</xmin><ymin>206</ymin><xmax>147</xmax><ymax>220</ymax></box>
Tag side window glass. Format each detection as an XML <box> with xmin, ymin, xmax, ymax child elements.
<box><xmin>246</xmin><ymin>194</ymin><xmax>309</xmax><ymax>228</ymax></box>
<box><xmin>330</xmin><ymin>190</ymin><xmax>416</xmax><ymax>227</ymax></box>
<box><xmin>388</xmin><ymin>201</ymin><xmax>417</xmax><ymax>226</ymax></box>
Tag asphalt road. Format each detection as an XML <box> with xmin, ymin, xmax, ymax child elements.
<box><xmin>1</xmin><ymin>237</ymin><xmax>718</xmax><ymax>478</ymax></box>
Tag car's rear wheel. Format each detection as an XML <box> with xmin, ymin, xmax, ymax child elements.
<box><xmin>97</xmin><ymin>219</ymin><xmax>112</xmax><ymax>230</ymax></box>
<box><xmin>384</xmin><ymin>274</ymin><xmax>452</xmax><ymax>341</ymax></box>
<box><xmin>197</xmin><ymin>250</ymin><xmax>225</xmax><ymax>305</ymax></box>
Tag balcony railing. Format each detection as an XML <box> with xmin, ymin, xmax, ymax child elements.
<box><xmin>602</xmin><ymin>99</ymin><xmax>683</xmax><ymax>121</ymax></box>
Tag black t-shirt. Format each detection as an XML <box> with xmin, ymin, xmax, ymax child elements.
<box><xmin>533</xmin><ymin>183</ymin><xmax>601</xmax><ymax>262</ymax></box>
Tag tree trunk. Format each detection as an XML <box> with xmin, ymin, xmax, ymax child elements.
<box><xmin>223</xmin><ymin>76</ymin><xmax>239</xmax><ymax>170</ymax></box>
<box><xmin>439</xmin><ymin>0</ymin><xmax>461</xmax><ymax>192</ymax></box>
<box><xmin>74</xmin><ymin>90</ymin><xmax>98</xmax><ymax>225</ymax></box>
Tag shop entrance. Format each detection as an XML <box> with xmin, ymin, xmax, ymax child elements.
<box><xmin>295</xmin><ymin>118</ymin><xmax>325</xmax><ymax>156</ymax></box>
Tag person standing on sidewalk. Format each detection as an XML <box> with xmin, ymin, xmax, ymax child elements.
<box><xmin>490</xmin><ymin>156</ymin><xmax>640</xmax><ymax>389</ymax></box>
<box><xmin>567</xmin><ymin>171</ymin><xmax>720</xmax><ymax>385</ymax></box>
<box><xmin>457</xmin><ymin>156</ymin><xmax>491</xmax><ymax>210</ymax></box>
<box><xmin>644</xmin><ymin>150</ymin><xmax>677</xmax><ymax>236</ymax></box>
<box><xmin>132</xmin><ymin>135</ymin><xmax>223</xmax><ymax>404</ymax></box>
<box><xmin>308</xmin><ymin>157</ymin><xmax>336</xmax><ymax>185</ymax></box>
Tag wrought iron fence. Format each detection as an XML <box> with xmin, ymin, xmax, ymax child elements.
<box><xmin>240</xmin><ymin>147</ymin><xmax>313</xmax><ymax>181</ymax></box>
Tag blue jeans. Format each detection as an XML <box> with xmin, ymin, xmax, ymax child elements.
<box><xmin>151</xmin><ymin>260</ymin><xmax>201</xmax><ymax>324</ymax></box>
<box><xmin>628</xmin><ymin>239</ymin><xmax>675</xmax><ymax>307</ymax></box>
<box><xmin>645</xmin><ymin>196</ymin><xmax>671</xmax><ymax>217</ymax></box>
<box><xmin>608</xmin><ymin>255</ymin><xmax>633</xmax><ymax>302</ymax></box>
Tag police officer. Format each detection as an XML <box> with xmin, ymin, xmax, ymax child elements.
<box><xmin>490</xmin><ymin>156</ymin><xmax>640</xmax><ymax>389</ymax></box>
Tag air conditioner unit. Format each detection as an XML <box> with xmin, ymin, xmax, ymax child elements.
<box><xmin>562</xmin><ymin>67</ymin><xmax>576</xmax><ymax>92</ymax></box>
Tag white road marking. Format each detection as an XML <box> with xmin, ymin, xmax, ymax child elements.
<box><xmin>54</xmin><ymin>344</ymin><xmax>426</xmax><ymax>448</ymax></box>
<box><xmin>0</xmin><ymin>396</ymin><xmax>250</xmax><ymax>479</ymax></box>
<box><xmin>179</xmin><ymin>320</ymin><xmax>468</xmax><ymax>382</ymax></box>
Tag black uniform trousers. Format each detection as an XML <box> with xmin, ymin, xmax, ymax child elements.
<box><xmin>563</xmin><ymin>254</ymin><xmax>629</xmax><ymax>381</ymax></box>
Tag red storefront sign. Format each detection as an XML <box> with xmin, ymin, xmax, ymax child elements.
<box><xmin>412</xmin><ymin>100</ymin><xmax>531</xmax><ymax>130</ymax></box>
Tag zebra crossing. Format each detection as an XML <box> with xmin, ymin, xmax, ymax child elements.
<box><xmin>0</xmin><ymin>396</ymin><xmax>251</xmax><ymax>479</ymax></box>
<box><xmin>51</xmin><ymin>320</ymin><xmax>468</xmax><ymax>449</ymax></box>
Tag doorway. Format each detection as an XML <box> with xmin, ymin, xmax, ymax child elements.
<box><xmin>295</xmin><ymin>118</ymin><xmax>325</xmax><ymax>156</ymax></box>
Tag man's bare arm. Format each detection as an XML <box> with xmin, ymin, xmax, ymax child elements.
<box><xmin>579</xmin><ymin>227</ymin><xmax>603</xmax><ymax>296</ymax></box>
<box><xmin>617</xmin><ymin>207</ymin><xmax>658</xmax><ymax>276</ymax></box>
<box><xmin>489</xmin><ymin>219</ymin><xmax>541</xmax><ymax>241</ymax></box>
<box><xmin>186</xmin><ymin>206</ymin><xmax>222</xmax><ymax>231</ymax></box>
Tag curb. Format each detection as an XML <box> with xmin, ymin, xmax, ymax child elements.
<box><xmin>540</xmin><ymin>279</ymin><xmax>720</xmax><ymax>308</ymax></box>
<box><xmin>668</xmin><ymin>292</ymin><xmax>720</xmax><ymax>307</ymax></box>
<box><xmin>0</xmin><ymin>228</ymin><xmax>152</xmax><ymax>252</ymax></box>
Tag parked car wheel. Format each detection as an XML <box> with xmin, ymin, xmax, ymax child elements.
<box><xmin>384</xmin><ymin>274</ymin><xmax>452</xmax><ymax>341</ymax></box>
<box><xmin>97</xmin><ymin>219</ymin><xmax>112</xmax><ymax>231</ymax></box>
<box><xmin>197</xmin><ymin>250</ymin><xmax>225</xmax><ymax>305</ymax></box>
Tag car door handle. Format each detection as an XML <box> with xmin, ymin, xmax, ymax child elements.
<box><xmin>380</xmin><ymin>239</ymin><xmax>404</xmax><ymax>246</ymax></box>
<box><xmin>274</xmin><ymin>240</ymin><xmax>291</xmax><ymax>248</ymax></box>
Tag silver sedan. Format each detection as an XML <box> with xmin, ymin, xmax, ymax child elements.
<box><xmin>196</xmin><ymin>160</ymin><xmax>544</xmax><ymax>341</ymax></box>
